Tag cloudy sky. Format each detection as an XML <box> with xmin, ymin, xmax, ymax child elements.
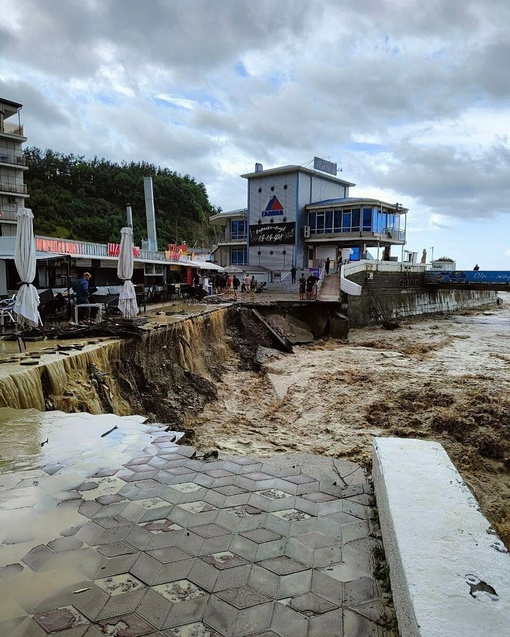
<box><xmin>2</xmin><ymin>0</ymin><xmax>510</xmax><ymax>269</ymax></box>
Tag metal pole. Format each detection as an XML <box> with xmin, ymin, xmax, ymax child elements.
<box><xmin>66</xmin><ymin>255</ymin><xmax>72</xmax><ymax>320</ymax></box>
<box><xmin>126</xmin><ymin>204</ymin><xmax>133</xmax><ymax>228</ymax></box>
<box><xmin>400</xmin><ymin>204</ymin><xmax>406</xmax><ymax>271</ymax></box>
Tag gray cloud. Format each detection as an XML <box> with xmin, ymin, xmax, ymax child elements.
<box><xmin>2</xmin><ymin>0</ymin><xmax>510</xmax><ymax>254</ymax></box>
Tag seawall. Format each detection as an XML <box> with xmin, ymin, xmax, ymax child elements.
<box><xmin>346</xmin><ymin>270</ymin><xmax>497</xmax><ymax>326</ymax></box>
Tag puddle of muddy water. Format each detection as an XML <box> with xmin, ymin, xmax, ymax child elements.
<box><xmin>0</xmin><ymin>407</ymin><xmax>168</xmax><ymax>474</ymax></box>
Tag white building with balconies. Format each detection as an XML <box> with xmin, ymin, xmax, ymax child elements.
<box><xmin>0</xmin><ymin>98</ymin><xmax>28</xmax><ymax>236</ymax></box>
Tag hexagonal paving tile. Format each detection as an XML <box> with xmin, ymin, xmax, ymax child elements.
<box><xmin>140</xmin><ymin>519</ymin><xmax>183</xmax><ymax>534</ymax></box>
<box><xmin>230</xmin><ymin>528</ymin><xmax>285</xmax><ymax>562</ymax></box>
<box><xmin>216</xmin><ymin>505</ymin><xmax>266</xmax><ymax>533</ymax></box>
<box><xmin>154</xmin><ymin>579</ymin><xmax>206</xmax><ymax>603</ymax></box>
<box><xmin>286</xmin><ymin>531</ymin><xmax>342</xmax><ymax>568</ymax></box>
<box><xmin>33</xmin><ymin>606</ymin><xmax>89</xmax><ymax>633</ymax></box>
<box><xmin>164</xmin><ymin>622</ymin><xmax>222</xmax><ymax>636</ymax></box>
<box><xmin>95</xmin><ymin>613</ymin><xmax>155</xmax><ymax>636</ymax></box>
<box><xmin>154</xmin><ymin>579</ymin><xmax>210</xmax><ymax>629</ymax></box>
<box><xmin>249</xmin><ymin>556</ymin><xmax>311</xmax><ymax>600</ymax></box>
<box><xmin>202</xmin><ymin>551</ymin><xmax>248</xmax><ymax>570</ymax></box>
<box><xmin>266</xmin><ymin>508</ymin><xmax>316</xmax><ymax>536</ymax></box>
<box><xmin>95</xmin><ymin>573</ymin><xmax>145</xmax><ymax>596</ymax></box>
<box><xmin>216</xmin><ymin>586</ymin><xmax>270</xmax><ymax>610</ymax></box>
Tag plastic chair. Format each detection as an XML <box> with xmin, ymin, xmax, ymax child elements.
<box><xmin>0</xmin><ymin>296</ymin><xmax>16</xmax><ymax>333</ymax></box>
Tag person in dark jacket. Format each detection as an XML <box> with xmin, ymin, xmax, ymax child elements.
<box><xmin>73</xmin><ymin>272</ymin><xmax>91</xmax><ymax>319</ymax></box>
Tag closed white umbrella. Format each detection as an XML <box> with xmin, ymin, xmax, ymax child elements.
<box><xmin>14</xmin><ymin>207</ymin><xmax>42</xmax><ymax>328</ymax></box>
<box><xmin>117</xmin><ymin>226</ymin><xmax>138</xmax><ymax>318</ymax></box>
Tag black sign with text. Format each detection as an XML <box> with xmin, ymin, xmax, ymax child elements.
<box><xmin>249</xmin><ymin>222</ymin><xmax>296</xmax><ymax>246</ymax></box>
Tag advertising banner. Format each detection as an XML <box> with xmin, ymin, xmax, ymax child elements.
<box><xmin>249</xmin><ymin>222</ymin><xmax>296</xmax><ymax>246</ymax></box>
<box><xmin>425</xmin><ymin>270</ymin><xmax>510</xmax><ymax>285</ymax></box>
<box><xmin>107</xmin><ymin>243</ymin><xmax>141</xmax><ymax>258</ymax></box>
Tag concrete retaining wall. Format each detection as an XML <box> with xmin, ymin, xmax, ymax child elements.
<box><xmin>346</xmin><ymin>271</ymin><xmax>496</xmax><ymax>325</ymax></box>
<box><xmin>373</xmin><ymin>437</ymin><xmax>510</xmax><ymax>637</ymax></box>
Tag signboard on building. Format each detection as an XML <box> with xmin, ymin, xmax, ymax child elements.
<box><xmin>166</xmin><ymin>243</ymin><xmax>188</xmax><ymax>261</ymax></box>
<box><xmin>107</xmin><ymin>243</ymin><xmax>141</xmax><ymax>257</ymax></box>
<box><xmin>314</xmin><ymin>156</ymin><xmax>337</xmax><ymax>176</ymax></box>
<box><xmin>36</xmin><ymin>238</ymin><xmax>83</xmax><ymax>255</ymax></box>
<box><xmin>425</xmin><ymin>270</ymin><xmax>510</xmax><ymax>285</ymax></box>
<box><xmin>261</xmin><ymin>195</ymin><xmax>284</xmax><ymax>217</ymax></box>
<box><xmin>249</xmin><ymin>222</ymin><xmax>295</xmax><ymax>246</ymax></box>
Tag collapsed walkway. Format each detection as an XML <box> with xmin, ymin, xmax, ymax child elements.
<box><xmin>0</xmin><ymin>413</ymin><xmax>392</xmax><ymax>637</ymax></box>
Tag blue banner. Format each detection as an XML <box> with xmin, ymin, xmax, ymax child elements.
<box><xmin>425</xmin><ymin>270</ymin><xmax>510</xmax><ymax>285</ymax></box>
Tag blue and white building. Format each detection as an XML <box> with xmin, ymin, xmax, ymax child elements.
<box><xmin>211</xmin><ymin>160</ymin><xmax>408</xmax><ymax>274</ymax></box>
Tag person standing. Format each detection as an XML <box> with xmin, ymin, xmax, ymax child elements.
<box><xmin>291</xmin><ymin>265</ymin><xmax>297</xmax><ymax>284</ymax></box>
<box><xmin>73</xmin><ymin>272</ymin><xmax>91</xmax><ymax>319</ymax></box>
<box><xmin>306</xmin><ymin>272</ymin><xmax>317</xmax><ymax>299</ymax></box>
<box><xmin>251</xmin><ymin>275</ymin><xmax>256</xmax><ymax>291</ymax></box>
<box><xmin>298</xmin><ymin>272</ymin><xmax>306</xmax><ymax>300</ymax></box>
<box><xmin>324</xmin><ymin>257</ymin><xmax>330</xmax><ymax>275</ymax></box>
<box><xmin>232</xmin><ymin>275</ymin><xmax>240</xmax><ymax>300</ymax></box>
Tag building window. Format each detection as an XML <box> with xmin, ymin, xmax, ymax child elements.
<box><xmin>342</xmin><ymin>211</ymin><xmax>351</xmax><ymax>232</ymax></box>
<box><xmin>324</xmin><ymin>211</ymin><xmax>333</xmax><ymax>232</ymax></box>
<box><xmin>362</xmin><ymin>208</ymin><xmax>372</xmax><ymax>231</ymax></box>
<box><xmin>230</xmin><ymin>219</ymin><xmax>246</xmax><ymax>240</ymax></box>
<box><xmin>231</xmin><ymin>246</ymin><xmax>247</xmax><ymax>265</ymax></box>
<box><xmin>352</xmin><ymin>209</ymin><xmax>360</xmax><ymax>232</ymax></box>
<box><xmin>334</xmin><ymin>210</ymin><xmax>342</xmax><ymax>231</ymax></box>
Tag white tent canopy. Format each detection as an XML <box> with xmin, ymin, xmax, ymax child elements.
<box><xmin>13</xmin><ymin>207</ymin><xmax>42</xmax><ymax>328</ymax></box>
<box><xmin>117</xmin><ymin>227</ymin><xmax>138</xmax><ymax>318</ymax></box>
<box><xmin>180</xmin><ymin>259</ymin><xmax>225</xmax><ymax>271</ymax></box>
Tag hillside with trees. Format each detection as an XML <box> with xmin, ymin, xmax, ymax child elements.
<box><xmin>23</xmin><ymin>148</ymin><xmax>220</xmax><ymax>249</ymax></box>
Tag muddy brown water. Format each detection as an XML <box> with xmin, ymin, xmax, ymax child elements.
<box><xmin>1</xmin><ymin>295</ymin><xmax>509</xmax><ymax>550</ymax></box>
<box><xmin>191</xmin><ymin>293</ymin><xmax>510</xmax><ymax>548</ymax></box>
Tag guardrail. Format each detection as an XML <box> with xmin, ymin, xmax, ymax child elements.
<box><xmin>0</xmin><ymin>123</ymin><xmax>24</xmax><ymax>137</ymax></box>
<box><xmin>0</xmin><ymin>152</ymin><xmax>25</xmax><ymax>166</ymax></box>
<box><xmin>215</xmin><ymin>232</ymin><xmax>247</xmax><ymax>244</ymax></box>
<box><xmin>344</xmin><ymin>260</ymin><xmax>427</xmax><ymax>276</ymax></box>
<box><xmin>35</xmin><ymin>235</ymin><xmax>172</xmax><ymax>262</ymax></box>
<box><xmin>0</xmin><ymin>182</ymin><xmax>28</xmax><ymax>194</ymax></box>
<box><xmin>0</xmin><ymin>208</ymin><xmax>18</xmax><ymax>221</ymax></box>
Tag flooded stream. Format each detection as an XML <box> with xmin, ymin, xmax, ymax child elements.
<box><xmin>191</xmin><ymin>293</ymin><xmax>510</xmax><ymax>547</ymax></box>
<box><xmin>1</xmin><ymin>295</ymin><xmax>509</xmax><ymax>549</ymax></box>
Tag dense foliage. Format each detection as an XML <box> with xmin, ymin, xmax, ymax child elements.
<box><xmin>24</xmin><ymin>148</ymin><xmax>219</xmax><ymax>248</ymax></box>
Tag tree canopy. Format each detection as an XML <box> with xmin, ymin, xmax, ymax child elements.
<box><xmin>23</xmin><ymin>148</ymin><xmax>220</xmax><ymax>249</ymax></box>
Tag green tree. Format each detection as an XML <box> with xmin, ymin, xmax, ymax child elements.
<box><xmin>23</xmin><ymin>148</ymin><xmax>219</xmax><ymax>249</ymax></box>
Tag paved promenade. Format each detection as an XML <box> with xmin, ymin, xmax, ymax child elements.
<box><xmin>0</xmin><ymin>415</ymin><xmax>392</xmax><ymax>636</ymax></box>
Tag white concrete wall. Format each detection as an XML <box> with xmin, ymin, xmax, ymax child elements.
<box><xmin>373</xmin><ymin>437</ymin><xmax>510</xmax><ymax>637</ymax></box>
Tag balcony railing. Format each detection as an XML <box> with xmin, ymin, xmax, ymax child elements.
<box><xmin>309</xmin><ymin>227</ymin><xmax>405</xmax><ymax>242</ymax></box>
<box><xmin>35</xmin><ymin>235</ymin><xmax>170</xmax><ymax>262</ymax></box>
<box><xmin>0</xmin><ymin>122</ymin><xmax>24</xmax><ymax>137</ymax></box>
<box><xmin>0</xmin><ymin>182</ymin><xmax>28</xmax><ymax>194</ymax></box>
<box><xmin>0</xmin><ymin>152</ymin><xmax>26</xmax><ymax>166</ymax></box>
<box><xmin>0</xmin><ymin>206</ymin><xmax>18</xmax><ymax>221</ymax></box>
<box><xmin>215</xmin><ymin>231</ymin><xmax>247</xmax><ymax>244</ymax></box>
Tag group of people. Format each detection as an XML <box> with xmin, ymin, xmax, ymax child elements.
<box><xmin>298</xmin><ymin>272</ymin><xmax>319</xmax><ymax>300</ymax></box>
<box><xmin>208</xmin><ymin>272</ymin><xmax>258</xmax><ymax>299</ymax></box>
